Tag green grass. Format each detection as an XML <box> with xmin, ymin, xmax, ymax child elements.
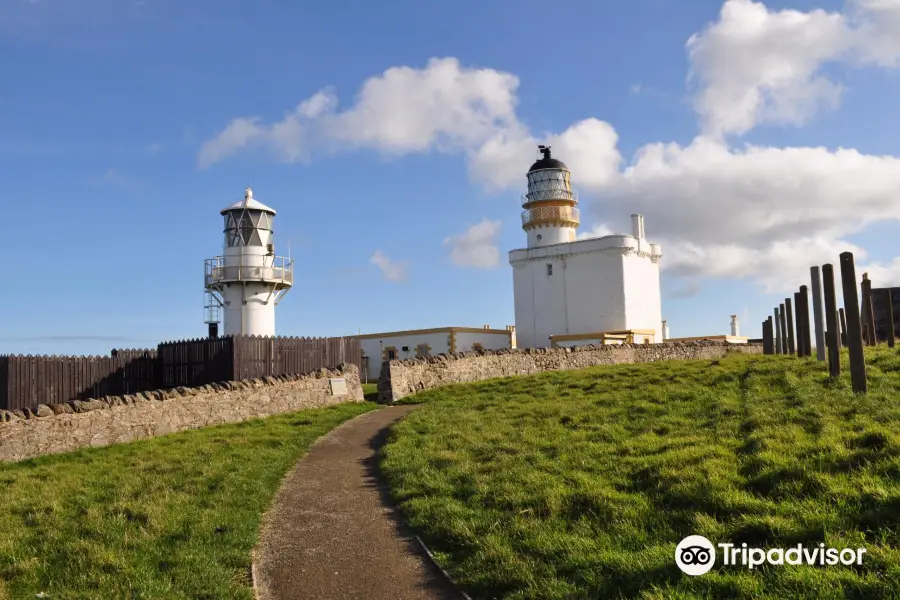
<box><xmin>381</xmin><ymin>348</ymin><xmax>900</xmax><ymax>599</ymax></box>
<box><xmin>362</xmin><ymin>382</ymin><xmax>379</xmax><ymax>402</ymax></box>
<box><xmin>0</xmin><ymin>401</ymin><xmax>376</xmax><ymax>600</ymax></box>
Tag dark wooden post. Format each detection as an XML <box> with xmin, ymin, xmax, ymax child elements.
<box><xmin>794</xmin><ymin>292</ymin><xmax>803</xmax><ymax>357</ymax></box>
<box><xmin>785</xmin><ymin>298</ymin><xmax>796</xmax><ymax>355</ymax></box>
<box><xmin>810</xmin><ymin>267</ymin><xmax>826</xmax><ymax>361</ymax></box>
<box><xmin>860</xmin><ymin>273</ymin><xmax>877</xmax><ymax>345</ymax></box>
<box><xmin>839</xmin><ymin>308</ymin><xmax>848</xmax><ymax>347</ymax></box>
<box><xmin>800</xmin><ymin>285</ymin><xmax>812</xmax><ymax>357</ymax></box>
<box><xmin>763</xmin><ymin>317</ymin><xmax>774</xmax><ymax>354</ymax></box>
<box><xmin>779</xmin><ymin>304</ymin><xmax>788</xmax><ymax>355</ymax></box>
<box><xmin>773</xmin><ymin>308</ymin><xmax>782</xmax><ymax>353</ymax></box>
<box><xmin>888</xmin><ymin>290</ymin><xmax>896</xmax><ymax>349</ymax></box>
<box><xmin>822</xmin><ymin>264</ymin><xmax>840</xmax><ymax>377</ymax></box>
<box><xmin>839</xmin><ymin>252</ymin><xmax>867</xmax><ymax>393</ymax></box>
<box><xmin>797</xmin><ymin>289</ymin><xmax>811</xmax><ymax>357</ymax></box>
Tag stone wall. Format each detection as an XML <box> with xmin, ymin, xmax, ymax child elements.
<box><xmin>378</xmin><ymin>341</ymin><xmax>763</xmax><ymax>403</ymax></box>
<box><xmin>0</xmin><ymin>364</ymin><xmax>363</xmax><ymax>463</ymax></box>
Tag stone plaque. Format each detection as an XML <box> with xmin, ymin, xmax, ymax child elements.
<box><xmin>329</xmin><ymin>378</ymin><xmax>348</xmax><ymax>396</ymax></box>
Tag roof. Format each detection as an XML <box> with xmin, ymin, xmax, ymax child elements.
<box><xmin>356</xmin><ymin>326</ymin><xmax>514</xmax><ymax>339</ymax></box>
<box><xmin>220</xmin><ymin>187</ymin><xmax>276</xmax><ymax>215</ymax></box>
<box><xmin>528</xmin><ymin>145</ymin><xmax>568</xmax><ymax>173</ymax></box>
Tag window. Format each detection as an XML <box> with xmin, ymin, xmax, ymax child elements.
<box><xmin>223</xmin><ymin>209</ymin><xmax>269</xmax><ymax>247</ymax></box>
<box><xmin>546</xmin><ymin>263</ymin><xmax>553</xmax><ymax>276</ymax></box>
<box><xmin>415</xmin><ymin>344</ymin><xmax>431</xmax><ymax>358</ymax></box>
<box><xmin>383</xmin><ymin>346</ymin><xmax>398</xmax><ymax>361</ymax></box>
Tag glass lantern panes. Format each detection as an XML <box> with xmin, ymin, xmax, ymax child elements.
<box><xmin>526</xmin><ymin>169</ymin><xmax>573</xmax><ymax>202</ymax></box>
<box><xmin>223</xmin><ymin>209</ymin><xmax>270</xmax><ymax>247</ymax></box>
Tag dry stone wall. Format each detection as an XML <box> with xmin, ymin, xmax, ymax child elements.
<box><xmin>0</xmin><ymin>364</ymin><xmax>363</xmax><ymax>463</ymax></box>
<box><xmin>378</xmin><ymin>341</ymin><xmax>763</xmax><ymax>403</ymax></box>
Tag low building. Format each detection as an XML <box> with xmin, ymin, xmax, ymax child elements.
<box><xmin>550</xmin><ymin>330</ymin><xmax>656</xmax><ymax>348</ymax></box>
<box><xmin>357</xmin><ymin>326</ymin><xmax>515</xmax><ymax>381</ymax></box>
<box><xmin>665</xmin><ymin>335</ymin><xmax>749</xmax><ymax>344</ymax></box>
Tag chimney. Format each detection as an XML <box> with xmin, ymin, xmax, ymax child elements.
<box><xmin>730</xmin><ymin>315</ymin><xmax>739</xmax><ymax>337</ymax></box>
<box><xmin>631</xmin><ymin>214</ymin><xmax>645</xmax><ymax>239</ymax></box>
<box><xmin>661</xmin><ymin>319</ymin><xmax>669</xmax><ymax>341</ymax></box>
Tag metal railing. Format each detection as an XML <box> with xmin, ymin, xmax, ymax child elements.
<box><xmin>204</xmin><ymin>255</ymin><xmax>294</xmax><ymax>287</ymax></box>
<box><xmin>521</xmin><ymin>206</ymin><xmax>581</xmax><ymax>226</ymax></box>
<box><xmin>521</xmin><ymin>189</ymin><xmax>578</xmax><ymax>205</ymax></box>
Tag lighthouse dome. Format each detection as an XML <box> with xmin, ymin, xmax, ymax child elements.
<box><xmin>528</xmin><ymin>155</ymin><xmax>568</xmax><ymax>173</ymax></box>
<box><xmin>528</xmin><ymin>145</ymin><xmax>568</xmax><ymax>172</ymax></box>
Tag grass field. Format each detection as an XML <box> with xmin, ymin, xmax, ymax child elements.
<box><xmin>0</xmin><ymin>401</ymin><xmax>375</xmax><ymax>600</ymax></box>
<box><xmin>362</xmin><ymin>382</ymin><xmax>379</xmax><ymax>402</ymax></box>
<box><xmin>381</xmin><ymin>348</ymin><xmax>900</xmax><ymax>599</ymax></box>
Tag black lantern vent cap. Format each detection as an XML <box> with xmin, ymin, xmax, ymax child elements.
<box><xmin>528</xmin><ymin>145</ymin><xmax>568</xmax><ymax>172</ymax></box>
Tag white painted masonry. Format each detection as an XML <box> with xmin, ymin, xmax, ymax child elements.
<box><xmin>510</xmin><ymin>147</ymin><xmax>664</xmax><ymax>349</ymax></box>
<box><xmin>357</xmin><ymin>327</ymin><xmax>513</xmax><ymax>380</ymax></box>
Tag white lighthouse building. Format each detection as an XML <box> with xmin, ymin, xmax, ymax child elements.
<box><xmin>203</xmin><ymin>187</ymin><xmax>294</xmax><ymax>337</ymax></box>
<box><xmin>509</xmin><ymin>146</ymin><xmax>664</xmax><ymax>349</ymax></box>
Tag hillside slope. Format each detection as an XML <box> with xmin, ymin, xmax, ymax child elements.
<box><xmin>381</xmin><ymin>350</ymin><xmax>900</xmax><ymax>599</ymax></box>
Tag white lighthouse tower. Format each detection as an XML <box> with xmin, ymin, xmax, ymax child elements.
<box><xmin>509</xmin><ymin>146</ymin><xmax>664</xmax><ymax>349</ymax></box>
<box><xmin>203</xmin><ymin>187</ymin><xmax>294</xmax><ymax>337</ymax></box>
<box><xmin>521</xmin><ymin>145</ymin><xmax>580</xmax><ymax>247</ymax></box>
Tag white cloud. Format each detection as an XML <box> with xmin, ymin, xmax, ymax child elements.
<box><xmin>591</xmin><ymin>137</ymin><xmax>900</xmax><ymax>292</ymax></box>
<box><xmin>686</xmin><ymin>0</ymin><xmax>851</xmax><ymax>137</ymax></box>
<box><xmin>198</xmin><ymin>58</ymin><xmax>623</xmax><ymax>191</ymax></box>
<box><xmin>369</xmin><ymin>250</ymin><xmax>409</xmax><ymax>282</ymax></box>
<box><xmin>848</xmin><ymin>0</ymin><xmax>900</xmax><ymax>67</ymax></box>
<box><xmin>686</xmin><ymin>0</ymin><xmax>900</xmax><ymax>138</ymax></box>
<box><xmin>199</xmin><ymin>1</ymin><xmax>900</xmax><ymax>294</ymax></box>
<box><xmin>577</xmin><ymin>223</ymin><xmax>615</xmax><ymax>240</ymax></box>
<box><xmin>444</xmin><ymin>219</ymin><xmax>502</xmax><ymax>269</ymax></box>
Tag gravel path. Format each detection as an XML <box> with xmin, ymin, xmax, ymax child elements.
<box><xmin>254</xmin><ymin>405</ymin><xmax>463</xmax><ymax>600</ymax></box>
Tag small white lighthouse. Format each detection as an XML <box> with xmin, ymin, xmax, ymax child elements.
<box><xmin>203</xmin><ymin>187</ymin><xmax>294</xmax><ymax>337</ymax></box>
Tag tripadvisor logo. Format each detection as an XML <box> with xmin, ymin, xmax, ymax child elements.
<box><xmin>675</xmin><ymin>535</ymin><xmax>867</xmax><ymax>576</ymax></box>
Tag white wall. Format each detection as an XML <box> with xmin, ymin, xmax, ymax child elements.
<box><xmin>510</xmin><ymin>234</ymin><xmax>663</xmax><ymax>349</ymax></box>
<box><xmin>563</xmin><ymin>250</ymin><xmax>626</xmax><ymax>335</ymax></box>
<box><xmin>526</xmin><ymin>225</ymin><xmax>577</xmax><ymax>248</ymax></box>
<box><xmin>622</xmin><ymin>251</ymin><xmax>663</xmax><ymax>343</ymax></box>
<box><xmin>553</xmin><ymin>337</ymin><xmax>625</xmax><ymax>348</ymax></box>
<box><xmin>359</xmin><ymin>331</ymin><xmax>451</xmax><ymax>380</ymax></box>
<box><xmin>454</xmin><ymin>331</ymin><xmax>512</xmax><ymax>352</ymax></box>
<box><xmin>222</xmin><ymin>282</ymin><xmax>276</xmax><ymax>336</ymax></box>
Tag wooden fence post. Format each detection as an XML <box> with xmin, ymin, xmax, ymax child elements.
<box><xmin>762</xmin><ymin>318</ymin><xmax>773</xmax><ymax>354</ymax></box>
<box><xmin>779</xmin><ymin>304</ymin><xmax>789</xmax><ymax>355</ymax></box>
<box><xmin>839</xmin><ymin>252</ymin><xmax>867</xmax><ymax>393</ymax></box>
<box><xmin>810</xmin><ymin>267</ymin><xmax>826</xmax><ymax>361</ymax></box>
<box><xmin>785</xmin><ymin>298</ymin><xmax>796</xmax><ymax>355</ymax></box>
<box><xmin>794</xmin><ymin>291</ymin><xmax>806</xmax><ymax>357</ymax></box>
<box><xmin>822</xmin><ymin>264</ymin><xmax>840</xmax><ymax>377</ymax></box>
<box><xmin>774</xmin><ymin>307</ymin><xmax>782</xmax><ymax>354</ymax></box>
<box><xmin>800</xmin><ymin>285</ymin><xmax>812</xmax><ymax>357</ymax></box>
<box><xmin>860</xmin><ymin>273</ymin><xmax>877</xmax><ymax>346</ymax></box>
<box><xmin>887</xmin><ymin>289</ymin><xmax>896</xmax><ymax>349</ymax></box>
<box><xmin>839</xmin><ymin>308</ymin><xmax>848</xmax><ymax>347</ymax></box>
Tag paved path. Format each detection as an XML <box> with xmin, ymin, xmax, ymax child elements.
<box><xmin>254</xmin><ymin>405</ymin><xmax>463</xmax><ymax>600</ymax></box>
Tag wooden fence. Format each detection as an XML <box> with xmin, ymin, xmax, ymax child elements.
<box><xmin>1</xmin><ymin>335</ymin><xmax>362</xmax><ymax>412</ymax></box>
<box><xmin>0</xmin><ymin>350</ymin><xmax>157</xmax><ymax>412</ymax></box>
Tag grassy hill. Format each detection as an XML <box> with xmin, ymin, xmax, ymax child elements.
<box><xmin>0</xmin><ymin>402</ymin><xmax>375</xmax><ymax>600</ymax></box>
<box><xmin>380</xmin><ymin>348</ymin><xmax>900</xmax><ymax>599</ymax></box>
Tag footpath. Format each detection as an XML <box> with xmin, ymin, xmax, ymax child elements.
<box><xmin>254</xmin><ymin>405</ymin><xmax>463</xmax><ymax>600</ymax></box>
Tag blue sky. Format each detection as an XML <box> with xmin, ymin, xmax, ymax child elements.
<box><xmin>3</xmin><ymin>0</ymin><xmax>900</xmax><ymax>356</ymax></box>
